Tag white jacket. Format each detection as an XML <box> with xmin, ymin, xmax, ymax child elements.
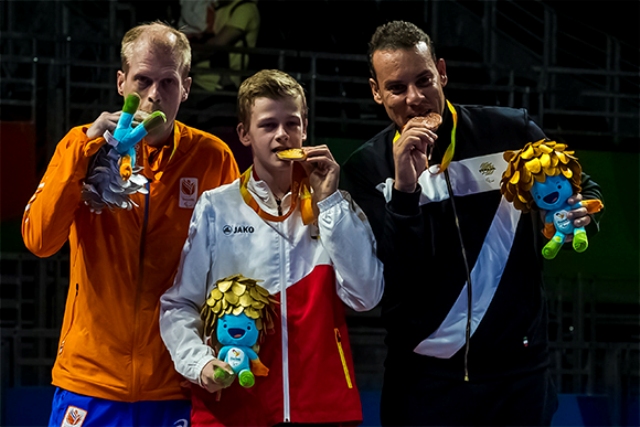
<box><xmin>159</xmin><ymin>174</ymin><xmax>383</xmax><ymax>424</ymax></box>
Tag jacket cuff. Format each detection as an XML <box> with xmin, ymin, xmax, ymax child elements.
<box><xmin>317</xmin><ymin>190</ymin><xmax>343</xmax><ymax>213</ymax></box>
<box><xmin>195</xmin><ymin>355</ymin><xmax>216</xmax><ymax>387</ymax></box>
<box><xmin>388</xmin><ymin>185</ymin><xmax>421</xmax><ymax>216</ymax></box>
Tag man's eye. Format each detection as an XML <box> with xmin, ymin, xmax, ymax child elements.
<box><xmin>417</xmin><ymin>76</ymin><xmax>434</xmax><ymax>86</ymax></box>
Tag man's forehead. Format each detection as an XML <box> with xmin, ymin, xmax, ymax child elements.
<box><xmin>374</xmin><ymin>49</ymin><xmax>434</xmax><ymax>79</ymax></box>
<box><xmin>375</xmin><ymin>43</ymin><xmax>432</xmax><ymax>63</ymax></box>
<box><xmin>128</xmin><ymin>44</ymin><xmax>181</xmax><ymax>70</ymax></box>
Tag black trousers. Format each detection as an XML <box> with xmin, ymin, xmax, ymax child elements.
<box><xmin>380</xmin><ymin>368</ymin><xmax>558</xmax><ymax>426</ymax></box>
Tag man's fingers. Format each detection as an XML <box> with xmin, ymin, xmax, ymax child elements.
<box><xmin>86</xmin><ymin>111</ymin><xmax>121</xmax><ymax>139</ymax></box>
<box><xmin>399</xmin><ymin>129</ymin><xmax>435</xmax><ymax>155</ymax></box>
<box><xmin>573</xmin><ymin>215</ymin><xmax>591</xmax><ymax>228</ymax></box>
<box><xmin>204</xmin><ymin>381</ymin><xmax>224</xmax><ymax>394</ymax></box>
<box><xmin>567</xmin><ymin>193</ymin><xmax>584</xmax><ymax>207</ymax></box>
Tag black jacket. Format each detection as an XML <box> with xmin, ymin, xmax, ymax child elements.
<box><xmin>341</xmin><ymin>103</ymin><xmax>603</xmax><ymax>380</ymax></box>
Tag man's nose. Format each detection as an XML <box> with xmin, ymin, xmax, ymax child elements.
<box><xmin>147</xmin><ymin>82</ymin><xmax>160</xmax><ymax>103</ymax></box>
<box><xmin>406</xmin><ymin>84</ymin><xmax>424</xmax><ymax>105</ymax></box>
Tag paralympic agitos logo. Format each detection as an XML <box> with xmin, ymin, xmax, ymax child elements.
<box><xmin>223</xmin><ymin>225</ymin><xmax>255</xmax><ymax>235</ymax></box>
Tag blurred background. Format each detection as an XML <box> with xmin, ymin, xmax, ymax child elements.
<box><xmin>1</xmin><ymin>0</ymin><xmax>638</xmax><ymax>425</ymax></box>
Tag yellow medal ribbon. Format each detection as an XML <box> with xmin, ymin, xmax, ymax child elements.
<box><xmin>239</xmin><ymin>163</ymin><xmax>315</xmax><ymax>225</ymax></box>
<box><xmin>393</xmin><ymin>100</ymin><xmax>458</xmax><ymax>174</ymax></box>
<box><xmin>440</xmin><ymin>100</ymin><xmax>457</xmax><ymax>173</ymax></box>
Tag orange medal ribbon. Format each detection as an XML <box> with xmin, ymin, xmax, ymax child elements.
<box><xmin>239</xmin><ymin>162</ymin><xmax>315</xmax><ymax>225</ymax></box>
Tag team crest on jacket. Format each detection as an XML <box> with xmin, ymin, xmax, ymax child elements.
<box><xmin>61</xmin><ymin>406</ymin><xmax>87</xmax><ymax>426</ymax></box>
<box><xmin>179</xmin><ymin>178</ymin><xmax>198</xmax><ymax>208</ymax></box>
<box><xmin>479</xmin><ymin>162</ymin><xmax>497</xmax><ymax>183</ymax></box>
<box><xmin>479</xmin><ymin>162</ymin><xmax>496</xmax><ymax>176</ymax></box>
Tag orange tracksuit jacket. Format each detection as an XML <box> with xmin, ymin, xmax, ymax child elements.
<box><xmin>22</xmin><ymin>121</ymin><xmax>240</xmax><ymax>402</ymax></box>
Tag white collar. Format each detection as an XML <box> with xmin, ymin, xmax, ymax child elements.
<box><xmin>247</xmin><ymin>174</ymin><xmax>292</xmax><ymax>215</ymax></box>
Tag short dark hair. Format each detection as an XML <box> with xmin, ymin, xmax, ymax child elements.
<box><xmin>368</xmin><ymin>21</ymin><xmax>436</xmax><ymax>81</ymax></box>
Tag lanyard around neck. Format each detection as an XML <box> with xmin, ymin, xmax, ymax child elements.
<box><xmin>440</xmin><ymin>100</ymin><xmax>457</xmax><ymax>173</ymax></box>
<box><xmin>393</xmin><ymin>100</ymin><xmax>458</xmax><ymax>174</ymax></box>
<box><xmin>239</xmin><ymin>163</ymin><xmax>315</xmax><ymax>225</ymax></box>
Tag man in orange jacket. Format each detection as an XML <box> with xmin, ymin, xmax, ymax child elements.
<box><xmin>22</xmin><ymin>21</ymin><xmax>239</xmax><ymax>426</ymax></box>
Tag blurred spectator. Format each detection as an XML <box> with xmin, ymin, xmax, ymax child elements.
<box><xmin>178</xmin><ymin>0</ymin><xmax>216</xmax><ymax>38</ymax></box>
<box><xmin>180</xmin><ymin>0</ymin><xmax>260</xmax><ymax>92</ymax></box>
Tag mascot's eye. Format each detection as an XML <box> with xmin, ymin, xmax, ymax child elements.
<box><xmin>247</xmin><ymin>325</ymin><xmax>252</xmax><ymax>330</ymax></box>
<box><xmin>557</xmin><ymin>185</ymin><xmax>562</xmax><ymax>189</ymax></box>
<box><xmin>536</xmin><ymin>195</ymin><xmax>541</xmax><ymax>199</ymax></box>
<box><xmin>222</xmin><ymin>323</ymin><xmax>227</xmax><ymax>329</ymax></box>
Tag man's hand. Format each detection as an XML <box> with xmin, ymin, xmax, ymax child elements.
<box><xmin>86</xmin><ymin>111</ymin><xmax>122</xmax><ymax>140</ymax></box>
<box><xmin>567</xmin><ymin>193</ymin><xmax>592</xmax><ymax>228</ymax></box>
<box><xmin>301</xmin><ymin>144</ymin><xmax>340</xmax><ymax>203</ymax></box>
<box><xmin>200</xmin><ymin>358</ymin><xmax>235</xmax><ymax>393</ymax></box>
<box><xmin>539</xmin><ymin>193</ymin><xmax>593</xmax><ymax>243</ymax></box>
<box><xmin>393</xmin><ymin>117</ymin><xmax>438</xmax><ymax>193</ymax></box>
<box><xmin>85</xmin><ymin>94</ymin><xmax>165</xmax><ymax>145</ymax></box>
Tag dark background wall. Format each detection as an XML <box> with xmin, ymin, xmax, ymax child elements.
<box><xmin>0</xmin><ymin>2</ymin><xmax>638</xmax><ymax>425</ymax></box>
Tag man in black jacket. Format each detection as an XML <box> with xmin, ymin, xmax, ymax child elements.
<box><xmin>341</xmin><ymin>20</ymin><xmax>603</xmax><ymax>426</ymax></box>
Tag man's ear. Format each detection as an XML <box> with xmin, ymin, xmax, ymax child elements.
<box><xmin>370</xmin><ymin>78</ymin><xmax>383</xmax><ymax>105</ymax></box>
<box><xmin>237</xmin><ymin>122</ymin><xmax>251</xmax><ymax>147</ymax></box>
<box><xmin>301</xmin><ymin>118</ymin><xmax>308</xmax><ymax>143</ymax></box>
<box><xmin>437</xmin><ymin>58</ymin><xmax>448</xmax><ymax>87</ymax></box>
<box><xmin>181</xmin><ymin>77</ymin><xmax>192</xmax><ymax>102</ymax></box>
<box><xmin>117</xmin><ymin>70</ymin><xmax>126</xmax><ymax>96</ymax></box>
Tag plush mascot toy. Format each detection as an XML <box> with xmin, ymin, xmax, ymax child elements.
<box><xmin>81</xmin><ymin>93</ymin><xmax>166</xmax><ymax>212</ymax></box>
<box><xmin>201</xmin><ymin>274</ymin><xmax>278</xmax><ymax>388</ymax></box>
<box><xmin>500</xmin><ymin>139</ymin><xmax>603</xmax><ymax>260</ymax></box>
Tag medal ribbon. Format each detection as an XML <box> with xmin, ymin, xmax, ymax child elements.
<box><xmin>440</xmin><ymin>100</ymin><xmax>457</xmax><ymax>173</ymax></box>
<box><xmin>393</xmin><ymin>100</ymin><xmax>458</xmax><ymax>174</ymax></box>
<box><xmin>239</xmin><ymin>162</ymin><xmax>315</xmax><ymax>225</ymax></box>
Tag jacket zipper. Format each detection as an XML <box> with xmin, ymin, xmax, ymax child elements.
<box><xmin>334</xmin><ymin>328</ymin><xmax>353</xmax><ymax>388</ymax></box>
<box><xmin>58</xmin><ymin>283</ymin><xmax>79</xmax><ymax>355</ymax></box>
<box><xmin>132</xmin><ymin>182</ymin><xmax>150</xmax><ymax>398</ymax></box>
<box><xmin>278</xmin><ymin>222</ymin><xmax>290</xmax><ymax>422</ymax></box>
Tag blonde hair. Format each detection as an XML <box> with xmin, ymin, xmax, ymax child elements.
<box><xmin>500</xmin><ymin>139</ymin><xmax>582</xmax><ymax>213</ymax></box>
<box><xmin>237</xmin><ymin>69</ymin><xmax>308</xmax><ymax>127</ymax></box>
<box><xmin>121</xmin><ymin>21</ymin><xmax>191</xmax><ymax>77</ymax></box>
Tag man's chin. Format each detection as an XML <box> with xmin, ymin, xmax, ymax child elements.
<box><xmin>146</xmin><ymin>123</ymin><xmax>173</xmax><ymax>146</ymax></box>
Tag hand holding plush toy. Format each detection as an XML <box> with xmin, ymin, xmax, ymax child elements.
<box><xmin>84</xmin><ymin>92</ymin><xmax>166</xmax><ymax>179</ymax></box>
<box><xmin>201</xmin><ymin>274</ymin><xmax>278</xmax><ymax>389</ymax></box>
<box><xmin>81</xmin><ymin>93</ymin><xmax>166</xmax><ymax>212</ymax></box>
<box><xmin>500</xmin><ymin>139</ymin><xmax>603</xmax><ymax>260</ymax></box>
